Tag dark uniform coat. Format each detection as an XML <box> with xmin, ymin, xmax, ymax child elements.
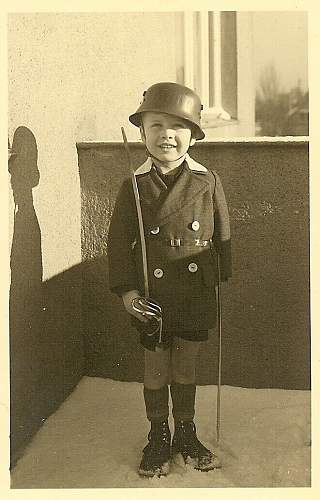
<box><xmin>108</xmin><ymin>154</ymin><xmax>231</xmax><ymax>332</ymax></box>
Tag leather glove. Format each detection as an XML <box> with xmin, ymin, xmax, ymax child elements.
<box><xmin>122</xmin><ymin>290</ymin><xmax>148</xmax><ymax>323</ymax></box>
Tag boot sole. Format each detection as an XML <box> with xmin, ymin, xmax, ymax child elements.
<box><xmin>138</xmin><ymin>461</ymin><xmax>170</xmax><ymax>478</ymax></box>
<box><xmin>172</xmin><ymin>452</ymin><xmax>222</xmax><ymax>471</ymax></box>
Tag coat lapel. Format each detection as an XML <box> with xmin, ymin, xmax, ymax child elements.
<box><xmin>136</xmin><ymin>156</ymin><xmax>211</xmax><ymax>227</ymax></box>
<box><xmin>155</xmin><ymin>164</ymin><xmax>211</xmax><ymax>225</ymax></box>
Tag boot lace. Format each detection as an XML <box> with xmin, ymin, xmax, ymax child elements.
<box><xmin>174</xmin><ymin>421</ymin><xmax>212</xmax><ymax>458</ymax></box>
<box><xmin>142</xmin><ymin>422</ymin><xmax>171</xmax><ymax>460</ymax></box>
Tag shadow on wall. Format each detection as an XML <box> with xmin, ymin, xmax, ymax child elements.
<box><xmin>79</xmin><ymin>144</ymin><xmax>146</xmax><ymax>383</ymax></box>
<box><xmin>9</xmin><ymin>127</ymin><xmax>84</xmax><ymax>467</ymax></box>
<box><xmin>82</xmin><ymin>256</ymin><xmax>145</xmax><ymax>382</ymax></box>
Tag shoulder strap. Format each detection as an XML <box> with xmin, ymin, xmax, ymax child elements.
<box><xmin>208</xmin><ymin>169</ymin><xmax>217</xmax><ymax>197</ymax></box>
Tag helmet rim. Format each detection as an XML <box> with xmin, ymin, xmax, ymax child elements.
<box><xmin>129</xmin><ymin>82</ymin><xmax>205</xmax><ymax>140</ymax></box>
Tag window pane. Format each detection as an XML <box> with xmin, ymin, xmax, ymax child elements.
<box><xmin>221</xmin><ymin>12</ymin><xmax>237</xmax><ymax>118</ymax></box>
<box><xmin>253</xmin><ymin>12</ymin><xmax>308</xmax><ymax>136</ymax></box>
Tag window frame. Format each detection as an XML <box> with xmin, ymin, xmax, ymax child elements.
<box><xmin>182</xmin><ymin>11</ymin><xmax>238</xmax><ymax>129</ymax></box>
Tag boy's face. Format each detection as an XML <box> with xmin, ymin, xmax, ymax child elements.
<box><xmin>140</xmin><ymin>112</ymin><xmax>196</xmax><ymax>164</ymax></box>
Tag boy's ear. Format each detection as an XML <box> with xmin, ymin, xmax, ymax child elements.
<box><xmin>190</xmin><ymin>137</ymin><xmax>196</xmax><ymax>147</ymax></box>
<box><xmin>140</xmin><ymin>126</ymin><xmax>146</xmax><ymax>144</ymax></box>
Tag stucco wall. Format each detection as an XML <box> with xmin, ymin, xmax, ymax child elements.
<box><xmin>8</xmin><ymin>11</ymin><xmax>255</xmax><ymax>281</ymax></box>
<box><xmin>8</xmin><ymin>126</ymin><xmax>84</xmax><ymax>466</ymax></box>
<box><xmin>8</xmin><ymin>12</ymin><xmax>178</xmax><ymax>464</ymax></box>
<box><xmin>8</xmin><ymin>12</ymin><xmax>178</xmax><ymax>280</ymax></box>
<box><xmin>78</xmin><ymin>140</ymin><xmax>310</xmax><ymax>390</ymax></box>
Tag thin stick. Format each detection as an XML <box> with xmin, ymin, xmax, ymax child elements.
<box><xmin>216</xmin><ymin>252</ymin><xmax>222</xmax><ymax>444</ymax></box>
<box><xmin>121</xmin><ymin>127</ymin><xmax>149</xmax><ymax>298</ymax></box>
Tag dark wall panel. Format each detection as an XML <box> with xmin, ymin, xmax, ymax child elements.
<box><xmin>78</xmin><ymin>141</ymin><xmax>309</xmax><ymax>389</ymax></box>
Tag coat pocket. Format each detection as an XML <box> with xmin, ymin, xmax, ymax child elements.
<box><xmin>201</xmin><ymin>261</ymin><xmax>218</xmax><ymax>289</ymax></box>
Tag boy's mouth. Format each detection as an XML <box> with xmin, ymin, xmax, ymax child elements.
<box><xmin>159</xmin><ymin>143</ymin><xmax>176</xmax><ymax>150</ymax></box>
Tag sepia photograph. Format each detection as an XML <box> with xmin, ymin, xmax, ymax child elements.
<box><xmin>2</xmin><ymin>1</ymin><xmax>316</xmax><ymax>495</ymax></box>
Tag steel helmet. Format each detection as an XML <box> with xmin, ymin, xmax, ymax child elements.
<box><xmin>129</xmin><ymin>82</ymin><xmax>205</xmax><ymax>140</ymax></box>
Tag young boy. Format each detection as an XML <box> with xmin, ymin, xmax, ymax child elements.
<box><xmin>108</xmin><ymin>82</ymin><xmax>232</xmax><ymax>477</ymax></box>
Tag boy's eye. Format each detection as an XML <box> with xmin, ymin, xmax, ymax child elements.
<box><xmin>150</xmin><ymin>123</ymin><xmax>185</xmax><ymax>129</ymax></box>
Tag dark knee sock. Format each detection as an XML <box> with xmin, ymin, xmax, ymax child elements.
<box><xmin>143</xmin><ymin>385</ymin><xmax>169</xmax><ymax>422</ymax></box>
<box><xmin>170</xmin><ymin>383</ymin><xmax>196</xmax><ymax>422</ymax></box>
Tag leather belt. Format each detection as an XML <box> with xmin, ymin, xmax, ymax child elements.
<box><xmin>167</xmin><ymin>238</ymin><xmax>212</xmax><ymax>247</ymax></box>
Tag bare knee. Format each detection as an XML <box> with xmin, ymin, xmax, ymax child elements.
<box><xmin>144</xmin><ymin>348</ymin><xmax>171</xmax><ymax>389</ymax></box>
<box><xmin>172</xmin><ymin>372</ymin><xmax>196</xmax><ymax>385</ymax></box>
<box><xmin>172</xmin><ymin>361</ymin><xmax>197</xmax><ymax>384</ymax></box>
<box><xmin>144</xmin><ymin>370</ymin><xmax>170</xmax><ymax>389</ymax></box>
<box><xmin>171</xmin><ymin>338</ymin><xmax>200</xmax><ymax>384</ymax></box>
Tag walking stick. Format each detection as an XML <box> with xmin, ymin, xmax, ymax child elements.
<box><xmin>121</xmin><ymin>127</ymin><xmax>149</xmax><ymax>298</ymax></box>
<box><xmin>120</xmin><ymin>127</ymin><xmax>163</xmax><ymax>349</ymax></box>
<box><xmin>216</xmin><ymin>252</ymin><xmax>222</xmax><ymax>444</ymax></box>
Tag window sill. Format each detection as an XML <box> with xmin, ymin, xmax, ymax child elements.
<box><xmin>201</xmin><ymin>116</ymin><xmax>239</xmax><ymax>129</ymax></box>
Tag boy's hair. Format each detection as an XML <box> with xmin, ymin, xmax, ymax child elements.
<box><xmin>129</xmin><ymin>82</ymin><xmax>205</xmax><ymax>140</ymax></box>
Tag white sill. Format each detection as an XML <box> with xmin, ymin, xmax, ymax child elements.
<box><xmin>201</xmin><ymin>116</ymin><xmax>239</xmax><ymax>129</ymax></box>
<box><xmin>199</xmin><ymin>136</ymin><xmax>309</xmax><ymax>143</ymax></box>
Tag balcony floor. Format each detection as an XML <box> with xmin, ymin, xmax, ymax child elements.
<box><xmin>10</xmin><ymin>376</ymin><xmax>311</xmax><ymax>488</ymax></box>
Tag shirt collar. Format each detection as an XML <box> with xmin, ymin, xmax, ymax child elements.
<box><xmin>134</xmin><ymin>154</ymin><xmax>208</xmax><ymax>176</ymax></box>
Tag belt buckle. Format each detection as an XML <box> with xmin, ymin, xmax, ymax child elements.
<box><xmin>195</xmin><ymin>239</ymin><xmax>205</xmax><ymax>247</ymax></box>
<box><xmin>170</xmin><ymin>238</ymin><xmax>182</xmax><ymax>247</ymax></box>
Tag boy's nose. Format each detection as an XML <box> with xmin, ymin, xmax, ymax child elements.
<box><xmin>161</xmin><ymin>128</ymin><xmax>174</xmax><ymax>139</ymax></box>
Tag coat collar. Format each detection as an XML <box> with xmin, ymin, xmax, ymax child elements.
<box><xmin>135</xmin><ymin>155</ymin><xmax>211</xmax><ymax>227</ymax></box>
<box><xmin>134</xmin><ymin>154</ymin><xmax>208</xmax><ymax>176</ymax></box>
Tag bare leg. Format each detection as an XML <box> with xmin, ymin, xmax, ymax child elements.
<box><xmin>171</xmin><ymin>337</ymin><xmax>201</xmax><ymax>384</ymax></box>
<box><xmin>144</xmin><ymin>346</ymin><xmax>171</xmax><ymax>389</ymax></box>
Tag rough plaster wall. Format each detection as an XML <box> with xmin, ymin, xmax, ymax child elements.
<box><xmin>8</xmin><ymin>127</ymin><xmax>84</xmax><ymax>465</ymax></box>
<box><xmin>7</xmin><ymin>13</ymin><xmax>177</xmax><ymax>461</ymax></box>
<box><xmin>78</xmin><ymin>141</ymin><xmax>309</xmax><ymax>390</ymax></box>
<box><xmin>6</xmin><ymin>12</ymin><xmax>259</xmax><ymax>459</ymax></box>
<box><xmin>8</xmin><ymin>12</ymin><xmax>177</xmax><ymax>280</ymax></box>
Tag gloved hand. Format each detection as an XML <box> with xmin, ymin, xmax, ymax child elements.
<box><xmin>122</xmin><ymin>290</ymin><xmax>148</xmax><ymax>323</ymax></box>
<box><xmin>123</xmin><ymin>292</ymin><xmax>166</xmax><ymax>351</ymax></box>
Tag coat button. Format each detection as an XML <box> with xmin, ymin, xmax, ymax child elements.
<box><xmin>191</xmin><ymin>220</ymin><xmax>200</xmax><ymax>231</ymax></box>
<box><xmin>188</xmin><ymin>262</ymin><xmax>198</xmax><ymax>273</ymax></box>
<box><xmin>151</xmin><ymin>227</ymin><xmax>160</xmax><ymax>235</ymax></box>
<box><xmin>154</xmin><ymin>268</ymin><xmax>164</xmax><ymax>278</ymax></box>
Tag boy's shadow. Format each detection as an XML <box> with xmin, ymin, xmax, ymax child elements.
<box><xmin>9</xmin><ymin>126</ymin><xmax>43</xmax><ymax>358</ymax></box>
<box><xmin>9</xmin><ymin>126</ymin><xmax>44</xmax><ymax>462</ymax></box>
<box><xmin>9</xmin><ymin>126</ymin><xmax>42</xmax><ymax>292</ymax></box>
<box><xmin>9</xmin><ymin>127</ymin><xmax>83</xmax><ymax>466</ymax></box>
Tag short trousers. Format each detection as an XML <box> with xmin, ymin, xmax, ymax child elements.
<box><xmin>140</xmin><ymin>329</ymin><xmax>209</xmax><ymax>350</ymax></box>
